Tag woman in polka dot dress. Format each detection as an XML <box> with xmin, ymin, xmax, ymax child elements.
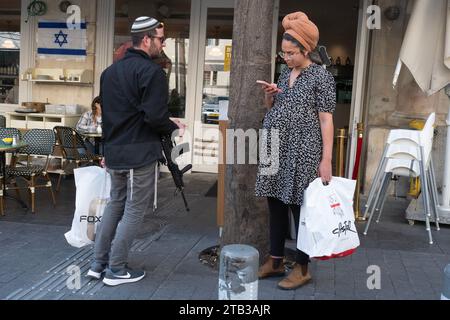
<box><xmin>255</xmin><ymin>12</ymin><xmax>336</xmax><ymax>290</ymax></box>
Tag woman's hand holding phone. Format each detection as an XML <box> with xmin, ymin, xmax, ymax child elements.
<box><xmin>256</xmin><ymin>80</ymin><xmax>282</xmax><ymax>96</ymax></box>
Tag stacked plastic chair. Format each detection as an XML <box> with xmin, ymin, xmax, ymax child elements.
<box><xmin>363</xmin><ymin>113</ymin><xmax>440</xmax><ymax>244</ymax></box>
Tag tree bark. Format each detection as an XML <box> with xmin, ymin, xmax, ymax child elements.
<box><xmin>222</xmin><ymin>0</ymin><xmax>275</xmax><ymax>261</ymax></box>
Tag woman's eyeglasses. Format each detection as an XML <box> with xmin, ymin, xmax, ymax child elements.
<box><xmin>278</xmin><ymin>51</ymin><xmax>301</xmax><ymax>60</ymax></box>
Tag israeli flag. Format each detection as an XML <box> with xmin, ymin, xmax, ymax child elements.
<box><xmin>37</xmin><ymin>20</ymin><xmax>87</xmax><ymax>57</ymax></box>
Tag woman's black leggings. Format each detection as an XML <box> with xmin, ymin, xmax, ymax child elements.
<box><xmin>267</xmin><ymin>197</ymin><xmax>309</xmax><ymax>265</ymax></box>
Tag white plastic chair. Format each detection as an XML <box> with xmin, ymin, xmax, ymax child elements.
<box><xmin>363</xmin><ymin>113</ymin><xmax>440</xmax><ymax>244</ymax></box>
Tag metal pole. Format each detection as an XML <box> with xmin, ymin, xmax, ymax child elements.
<box><xmin>440</xmin><ymin>85</ymin><xmax>450</xmax><ymax>214</ymax></box>
<box><xmin>335</xmin><ymin>128</ymin><xmax>347</xmax><ymax>177</ymax></box>
<box><xmin>355</xmin><ymin>169</ymin><xmax>363</xmax><ymax>220</ymax></box>
<box><xmin>354</xmin><ymin>123</ymin><xmax>365</xmax><ymax>221</ymax></box>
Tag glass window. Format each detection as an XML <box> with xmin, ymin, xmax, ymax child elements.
<box><xmin>200</xmin><ymin>8</ymin><xmax>233</xmax><ymax>125</ymax></box>
<box><xmin>0</xmin><ymin>1</ymin><xmax>20</xmax><ymax>104</ymax></box>
<box><xmin>114</xmin><ymin>0</ymin><xmax>191</xmax><ymax>118</ymax></box>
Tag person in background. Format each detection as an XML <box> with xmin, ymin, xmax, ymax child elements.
<box><xmin>76</xmin><ymin>96</ymin><xmax>102</xmax><ymax>154</ymax></box>
<box><xmin>113</xmin><ymin>41</ymin><xmax>132</xmax><ymax>63</ymax></box>
<box><xmin>168</xmin><ymin>89</ymin><xmax>182</xmax><ymax>117</ymax></box>
<box><xmin>76</xmin><ymin>96</ymin><xmax>102</xmax><ymax>133</ymax></box>
<box><xmin>255</xmin><ymin>11</ymin><xmax>336</xmax><ymax>290</ymax></box>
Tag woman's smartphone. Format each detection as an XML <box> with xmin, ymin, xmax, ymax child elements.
<box><xmin>257</xmin><ymin>80</ymin><xmax>282</xmax><ymax>93</ymax></box>
<box><xmin>256</xmin><ymin>80</ymin><xmax>271</xmax><ymax>86</ymax></box>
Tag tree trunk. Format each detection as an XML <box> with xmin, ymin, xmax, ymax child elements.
<box><xmin>222</xmin><ymin>0</ymin><xmax>275</xmax><ymax>261</ymax></box>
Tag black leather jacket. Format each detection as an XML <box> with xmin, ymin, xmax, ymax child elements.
<box><xmin>100</xmin><ymin>48</ymin><xmax>178</xmax><ymax>170</ymax></box>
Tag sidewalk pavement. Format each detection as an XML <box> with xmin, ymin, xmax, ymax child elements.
<box><xmin>0</xmin><ymin>172</ymin><xmax>449</xmax><ymax>300</ymax></box>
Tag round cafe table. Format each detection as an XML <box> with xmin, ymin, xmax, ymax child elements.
<box><xmin>77</xmin><ymin>131</ymin><xmax>103</xmax><ymax>155</ymax></box>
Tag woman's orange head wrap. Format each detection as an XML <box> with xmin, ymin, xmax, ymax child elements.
<box><xmin>282</xmin><ymin>12</ymin><xmax>319</xmax><ymax>52</ymax></box>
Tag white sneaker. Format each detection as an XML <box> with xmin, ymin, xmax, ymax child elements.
<box><xmin>102</xmin><ymin>268</ymin><xmax>146</xmax><ymax>286</ymax></box>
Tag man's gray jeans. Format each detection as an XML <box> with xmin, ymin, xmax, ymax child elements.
<box><xmin>93</xmin><ymin>162</ymin><xmax>156</xmax><ymax>270</ymax></box>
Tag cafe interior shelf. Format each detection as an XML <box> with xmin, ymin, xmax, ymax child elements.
<box><xmin>22</xmin><ymin>68</ymin><xmax>93</xmax><ymax>85</ymax></box>
<box><xmin>5</xmin><ymin>112</ymin><xmax>81</xmax><ymax>130</ymax></box>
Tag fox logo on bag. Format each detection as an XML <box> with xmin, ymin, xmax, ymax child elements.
<box><xmin>65</xmin><ymin>167</ymin><xmax>111</xmax><ymax>248</ymax></box>
<box><xmin>86</xmin><ymin>198</ymin><xmax>108</xmax><ymax>241</ymax></box>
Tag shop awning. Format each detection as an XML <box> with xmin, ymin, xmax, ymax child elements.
<box><xmin>393</xmin><ymin>0</ymin><xmax>450</xmax><ymax>96</ymax></box>
<box><xmin>0</xmin><ymin>32</ymin><xmax>20</xmax><ymax>50</ymax></box>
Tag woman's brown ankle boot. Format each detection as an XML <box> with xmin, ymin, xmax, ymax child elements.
<box><xmin>277</xmin><ymin>264</ymin><xmax>311</xmax><ymax>290</ymax></box>
<box><xmin>258</xmin><ymin>257</ymin><xmax>285</xmax><ymax>279</ymax></box>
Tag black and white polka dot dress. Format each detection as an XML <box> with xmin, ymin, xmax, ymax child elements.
<box><xmin>255</xmin><ymin>63</ymin><xmax>336</xmax><ymax>206</ymax></box>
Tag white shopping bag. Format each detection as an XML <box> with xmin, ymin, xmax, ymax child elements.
<box><xmin>297</xmin><ymin>177</ymin><xmax>359</xmax><ymax>260</ymax></box>
<box><xmin>64</xmin><ymin>166</ymin><xmax>111</xmax><ymax>248</ymax></box>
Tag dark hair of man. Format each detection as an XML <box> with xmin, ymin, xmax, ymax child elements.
<box><xmin>131</xmin><ymin>23</ymin><xmax>163</xmax><ymax>47</ymax></box>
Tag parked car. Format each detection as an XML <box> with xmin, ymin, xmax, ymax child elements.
<box><xmin>201</xmin><ymin>95</ymin><xmax>228</xmax><ymax>124</ymax></box>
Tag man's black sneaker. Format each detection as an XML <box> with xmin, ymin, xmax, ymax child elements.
<box><xmin>86</xmin><ymin>263</ymin><xmax>107</xmax><ymax>280</ymax></box>
<box><xmin>102</xmin><ymin>268</ymin><xmax>146</xmax><ymax>286</ymax></box>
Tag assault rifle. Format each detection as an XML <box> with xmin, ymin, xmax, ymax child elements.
<box><xmin>160</xmin><ymin>135</ymin><xmax>192</xmax><ymax>212</ymax></box>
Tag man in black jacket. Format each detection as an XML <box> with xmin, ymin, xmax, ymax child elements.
<box><xmin>87</xmin><ymin>16</ymin><xmax>185</xmax><ymax>286</ymax></box>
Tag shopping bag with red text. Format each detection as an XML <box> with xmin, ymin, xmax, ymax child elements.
<box><xmin>297</xmin><ymin>177</ymin><xmax>359</xmax><ymax>260</ymax></box>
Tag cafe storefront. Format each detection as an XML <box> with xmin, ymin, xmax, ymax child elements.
<box><xmin>111</xmin><ymin>0</ymin><xmax>363</xmax><ymax>173</ymax></box>
<box><xmin>7</xmin><ymin>0</ymin><xmax>368</xmax><ymax>175</ymax></box>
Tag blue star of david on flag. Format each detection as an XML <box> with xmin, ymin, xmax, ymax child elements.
<box><xmin>54</xmin><ymin>30</ymin><xmax>68</xmax><ymax>47</ymax></box>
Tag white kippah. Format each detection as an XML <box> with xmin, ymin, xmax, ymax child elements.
<box><xmin>131</xmin><ymin>16</ymin><xmax>160</xmax><ymax>33</ymax></box>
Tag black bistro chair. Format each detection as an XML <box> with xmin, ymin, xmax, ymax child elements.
<box><xmin>5</xmin><ymin>129</ymin><xmax>57</xmax><ymax>214</ymax></box>
<box><xmin>53</xmin><ymin>126</ymin><xmax>99</xmax><ymax>191</ymax></box>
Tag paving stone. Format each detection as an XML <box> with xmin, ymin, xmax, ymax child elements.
<box><xmin>190</xmin><ymin>286</ymin><xmax>218</xmax><ymax>300</ymax></box>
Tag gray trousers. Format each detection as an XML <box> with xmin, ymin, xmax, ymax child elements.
<box><xmin>93</xmin><ymin>162</ymin><xmax>156</xmax><ymax>270</ymax></box>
